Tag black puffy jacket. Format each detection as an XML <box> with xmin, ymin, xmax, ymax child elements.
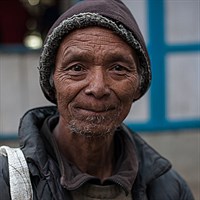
<box><xmin>0</xmin><ymin>107</ymin><xmax>194</xmax><ymax>200</ymax></box>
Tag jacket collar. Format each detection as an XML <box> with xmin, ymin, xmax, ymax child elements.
<box><xmin>122</xmin><ymin>125</ymin><xmax>171</xmax><ymax>186</ymax></box>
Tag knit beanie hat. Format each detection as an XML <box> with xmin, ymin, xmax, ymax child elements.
<box><xmin>39</xmin><ymin>0</ymin><xmax>151</xmax><ymax>104</ymax></box>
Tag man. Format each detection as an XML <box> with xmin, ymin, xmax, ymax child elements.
<box><xmin>0</xmin><ymin>0</ymin><xmax>194</xmax><ymax>199</ymax></box>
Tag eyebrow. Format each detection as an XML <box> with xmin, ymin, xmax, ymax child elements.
<box><xmin>60</xmin><ymin>48</ymin><xmax>137</xmax><ymax>67</ymax></box>
<box><xmin>104</xmin><ymin>53</ymin><xmax>137</xmax><ymax>67</ymax></box>
<box><xmin>61</xmin><ymin>49</ymin><xmax>93</xmax><ymax>65</ymax></box>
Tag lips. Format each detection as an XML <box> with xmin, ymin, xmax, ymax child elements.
<box><xmin>76</xmin><ymin>106</ymin><xmax>115</xmax><ymax>113</ymax></box>
<box><xmin>73</xmin><ymin>103</ymin><xmax>116</xmax><ymax>113</ymax></box>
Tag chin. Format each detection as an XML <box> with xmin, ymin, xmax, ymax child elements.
<box><xmin>68</xmin><ymin>119</ymin><xmax>119</xmax><ymax>138</ymax></box>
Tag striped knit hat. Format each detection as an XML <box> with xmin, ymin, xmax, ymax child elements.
<box><xmin>39</xmin><ymin>0</ymin><xmax>151</xmax><ymax>104</ymax></box>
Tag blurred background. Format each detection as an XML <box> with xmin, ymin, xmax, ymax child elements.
<box><xmin>0</xmin><ymin>0</ymin><xmax>199</xmax><ymax>199</ymax></box>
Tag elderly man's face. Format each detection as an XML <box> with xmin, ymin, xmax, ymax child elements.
<box><xmin>54</xmin><ymin>27</ymin><xmax>140</xmax><ymax>137</ymax></box>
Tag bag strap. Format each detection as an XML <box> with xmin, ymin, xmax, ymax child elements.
<box><xmin>0</xmin><ymin>146</ymin><xmax>33</xmax><ymax>200</ymax></box>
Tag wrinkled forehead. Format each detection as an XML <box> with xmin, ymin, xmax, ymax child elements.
<box><xmin>56</xmin><ymin>26</ymin><xmax>138</xmax><ymax>62</ymax></box>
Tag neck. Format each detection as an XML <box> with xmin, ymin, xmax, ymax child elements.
<box><xmin>53</xmin><ymin>119</ymin><xmax>115</xmax><ymax>180</ymax></box>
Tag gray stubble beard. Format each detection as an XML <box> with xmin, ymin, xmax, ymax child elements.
<box><xmin>68</xmin><ymin>114</ymin><xmax>119</xmax><ymax>139</ymax></box>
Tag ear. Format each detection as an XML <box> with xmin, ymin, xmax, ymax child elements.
<box><xmin>49</xmin><ymin>70</ymin><xmax>57</xmax><ymax>101</ymax></box>
<box><xmin>49</xmin><ymin>70</ymin><xmax>55</xmax><ymax>87</ymax></box>
<box><xmin>133</xmin><ymin>55</ymin><xmax>142</xmax><ymax>101</ymax></box>
<box><xmin>133</xmin><ymin>87</ymin><xmax>141</xmax><ymax>101</ymax></box>
<box><xmin>132</xmin><ymin>74</ymin><xmax>142</xmax><ymax>102</ymax></box>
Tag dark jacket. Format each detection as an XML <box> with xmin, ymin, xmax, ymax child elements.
<box><xmin>0</xmin><ymin>106</ymin><xmax>194</xmax><ymax>200</ymax></box>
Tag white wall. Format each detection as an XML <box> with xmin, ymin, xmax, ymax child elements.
<box><xmin>0</xmin><ymin>53</ymin><xmax>51</xmax><ymax>135</ymax></box>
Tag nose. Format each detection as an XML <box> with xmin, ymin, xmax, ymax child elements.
<box><xmin>85</xmin><ymin>67</ymin><xmax>111</xmax><ymax>99</ymax></box>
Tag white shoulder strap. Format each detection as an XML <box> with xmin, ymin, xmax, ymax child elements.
<box><xmin>0</xmin><ymin>146</ymin><xmax>33</xmax><ymax>200</ymax></box>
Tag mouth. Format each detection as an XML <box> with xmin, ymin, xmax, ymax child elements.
<box><xmin>71</xmin><ymin>105</ymin><xmax>118</xmax><ymax>125</ymax></box>
<box><xmin>69</xmin><ymin>102</ymin><xmax>121</xmax><ymax>126</ymax></box>
<box><xmin>72</xmin><ymin>103</ymin><xmax>116</xmax><ymax>115</ymax></box>
<box><xmin>76</xmin><ymin>106</ymin><xmax>115</xmax><ymax>114</ymax></box>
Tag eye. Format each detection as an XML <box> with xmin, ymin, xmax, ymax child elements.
<box><xmin>63</xmin><ymin>64</ymin><xmax>87</xmax><ymax>78</ymax></box>
<box><xmin>69</xmin><ymin>64</ymin><xmax>84</xmax><ymax>71</ymax></box>
<box><xmin>112</xmin><ymin>65</ymin><xmax>126</xmax><ymax>71</ymax></box>
<box><xmin>111</xmin><ymin>64</ymin><xmax>130</xmax><ymax>73</ymax></box>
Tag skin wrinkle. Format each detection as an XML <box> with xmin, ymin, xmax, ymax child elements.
<box><xmin>52</xmin><ymin>32</ymin><xmax>140</xmax><ymax>96</ymax></box>
<box><xmin>53</xmin><ymin>27</ymin><xmax>140</xmax><ymax>179</ymax></box>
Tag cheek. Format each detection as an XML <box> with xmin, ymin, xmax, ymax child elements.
<box><xmin>114</xmin><ymin>74</ymin><xmax>140</xmax><ymax>102</ymax></box>
<box><xmin>53</xmin><ymin>74</ymin><xmax>72</xmax><ymax>110</ymax></box>
<box><xmin>54</xmin><ymin>72</ymin><xmax>72</xmax><ymax>98</ymax></box>
<box><xmin>55</xmin><ymin>85</ymin><xmax>76</xmax><ymax>108</ymax></box>
<box><xmin>55</xmin><ymin>91</ymin><xmax>70</xmax><ymax>118</ymax></box>
<box><xmin>54</xmin><ymin>76</ymin><xmax>85</xmax><ymax>111</ymax></box>
<box><xmin>111</xmin><ymin>83</ymin><xmax>137</xmax><ymax>119</ymax></box>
